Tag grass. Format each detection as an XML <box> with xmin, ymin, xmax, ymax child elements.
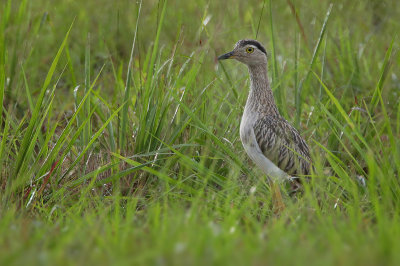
<box><xmin>1</xmin><ymin>0</ymin><xmax>400</xmax><ymax>265</ymax></box>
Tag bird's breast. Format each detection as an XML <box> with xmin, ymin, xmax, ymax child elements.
<box><xmin>239</xmin><ymin>109</ymin><xmax>258</xmax><ymax>146</ymax></box>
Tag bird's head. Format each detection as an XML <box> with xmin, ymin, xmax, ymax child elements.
<box><xmin>218</xmin><ymin>39</ymin><xmax>267</xmax><ymax>66</ymax></box>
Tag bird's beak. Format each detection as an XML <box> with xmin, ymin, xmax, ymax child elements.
<box><xmin>218</xmin><ymin>51</ymin><xmax>235</xmax><ymax>60</ymax></box>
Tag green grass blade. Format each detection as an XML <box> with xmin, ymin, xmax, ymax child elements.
<box><xmin>60</xmin><ymin>103</ymin><xmax>126</xmax><ymax>180</ymax></box>
<box><xmin>370</xmin><ymin>37</ymin><xmax>395</xmax><ymax>111</ymax></box>
<box><xmin>295</xmin><ymin>3</ymin><xmax>333</xmax><ymax>127</ymax></box>
<box><xmin>13</xmin><ymin>20</ymin><xmax>74</xmax><ymax>179</ymax></box>
<box><xmin>21</xmin><ymin>66</ymin><xmax>34</xmax><ymax>112</ymax></box>
<box><xmin>268</xmin><ymin>0</ymin><xmax>286</xmax><ymax>118</ymax></box>
<box><xmin>0</xmin><ymin>5</ymin><xmax>5</xmax><ymax>127</ymax></box>
<box><xmin>83</xmin><ymin>33</ymin><xmax>91</xmax><ymax>152</ymax></box>
<box><xmin>120</xmin><ymin>0</ymin><xmax>142</xmax><ymax>150</ymax></box>
<box><xmin>112</xmin><ymin>152</ymin><xmax>197</xmax><ymax>194</ymax></box>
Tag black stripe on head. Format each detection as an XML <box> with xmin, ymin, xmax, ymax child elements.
<box><xmin>236</xmin><ymin>39</ymin><xmax>267</xmax><ymax>55</ymax></box>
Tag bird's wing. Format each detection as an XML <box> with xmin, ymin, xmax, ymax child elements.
<box><xmin>253</xmin><ymin>116</ymin><xmax>311</xmax><ymax>176</ymax></box>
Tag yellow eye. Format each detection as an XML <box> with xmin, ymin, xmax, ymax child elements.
<box><xmin>246</xmin><ymin>47</ymin><xmax>254</xmax><ymax>53</ymax></box>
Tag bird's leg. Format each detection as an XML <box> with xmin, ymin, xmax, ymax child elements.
<box><xmin>269</xmin><ymin>180</ymin><xmax>285</xmax><ymax>214</ymax></box>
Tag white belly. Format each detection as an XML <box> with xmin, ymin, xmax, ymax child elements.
<box><xmin>240</xmin><ymin>112</ymin><xmax>289</xmax><ymax>182</ymax></box>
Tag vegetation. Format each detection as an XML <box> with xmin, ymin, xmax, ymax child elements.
<box><xmin>1</xmin><ymin>0</ymin><xmax>399</xmax><ymax>265</ymax></box>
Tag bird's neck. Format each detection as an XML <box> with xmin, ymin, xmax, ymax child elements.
<box><xmin>246</xmin><ymin>64</ymin><xmax>279</xmax><ymax>116</ymax></box>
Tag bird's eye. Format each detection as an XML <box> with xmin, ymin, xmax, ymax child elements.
<box><xmin>246</xmin><ymin>47</ymin><xmax>254</xmax><ymax>53</ymax></box>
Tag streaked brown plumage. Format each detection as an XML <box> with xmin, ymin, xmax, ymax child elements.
<box><xmin>253</xmin><ymin>116</ymin><xmax>311</xmax><ymax>176</ymax></box>
<box><xmin>218</xmin><ymin>39</ymin><xmax>312</xmax><ymax>185</ymax></box>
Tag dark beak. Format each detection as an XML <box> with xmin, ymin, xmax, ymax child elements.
<box><xmin>218</xmin><ymin>51</ymin><xmax>235</xmax><ymax>60</ymax></box>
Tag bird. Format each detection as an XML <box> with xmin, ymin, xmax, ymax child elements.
<box><xmin>218</xmin><ymin>39</ymin><xmax>312</xmax><ymax>211</ymax></box>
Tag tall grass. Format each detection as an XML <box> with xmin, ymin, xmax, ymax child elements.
<box><xmin>1</xmin><ymin>0</ymin><xmax>400</xmax><ymax>265</ymax></box>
